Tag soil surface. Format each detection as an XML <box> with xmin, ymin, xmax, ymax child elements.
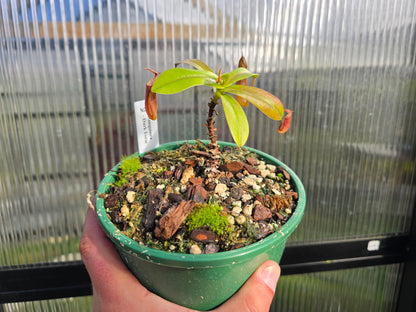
<box><xmin>100</xmin><ymin>141</ymin><xmax>298</xmax><ymax>254</ymax></box>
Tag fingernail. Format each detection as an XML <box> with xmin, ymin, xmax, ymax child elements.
<box><xmin>261</xmin><ymin>265</ymin><xmax>279</xmax><ymax>292</ymax></box>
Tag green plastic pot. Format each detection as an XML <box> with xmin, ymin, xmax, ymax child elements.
<box><xmin>96</xmin><ymin>140</ymin><xmax>306</xmax><ymax>310</ymax></box>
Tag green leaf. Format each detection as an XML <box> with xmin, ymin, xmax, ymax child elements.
<box><xmin>175</xmin><ymin>59</ymin><xmax>215</xmax><ymax>73</ymax></box>
<box><xmin>152</xmin><ymin>68</ymin><xmax>218</xmax><ymax>94</ymax></box>
<box><xmin>220</xmin><ymin>93</ymin><xmax>249</xmax><ymax>147</ymax></box>
<box><xmin>221</xmin><ymin>68</ymin><xmax>259</xmax><ymax>88</ymax></box>
<box><xmin>224</xmin><ymin>85</ymin><xmax>284</xmax><ymax>120</ymax></box>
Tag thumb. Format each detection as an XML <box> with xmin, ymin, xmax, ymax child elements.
<box><xmin>215</xmin><ymin>260</ymin><xmax>280</xmax><ymax>312</ymax></box>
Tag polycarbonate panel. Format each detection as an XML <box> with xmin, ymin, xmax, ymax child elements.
<box><xmin>0</xmin><ymin>0</ymin><xmax>415</xmax><ymax>310</ymax></box>
<box><xmin>3</xmin><ymin>296</ymin><xmax>92</xmax><ymax>312</ymax></box>
<box><xmin>0</xmin><ymin>0</ymin><xmax>92</xmax><ymax>266</ymax></box>
<box><xmin>273</xmin><ymin>264</ymin><xmax>403</xmax><ymax>312</ymax></box>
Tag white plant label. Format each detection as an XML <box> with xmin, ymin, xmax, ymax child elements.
<box><xmin>134</xmin><ymin>100</ymin><xmax>159</xmax><ymax>153</ymax></box>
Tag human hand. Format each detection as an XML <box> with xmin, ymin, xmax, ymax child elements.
<box><xmin>80</xmin><ymin>205</ymin><xmax>280</xmax><ymax>312</ymax></box>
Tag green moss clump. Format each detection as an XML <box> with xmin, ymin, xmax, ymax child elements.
<box><xmin>185</xmin><ymin>202</ymin><xmax>231</xmax><ymax>236</ymax></box>
<box><xmin>115</xmin><ymin>155</ymin><xmax>142</xmax><ymax>187</ymax></box>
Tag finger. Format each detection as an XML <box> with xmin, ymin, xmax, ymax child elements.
<box><xmin>80</xmin><ymin>205</ymin><xmax>129</xmax><ymax>271</ymax></box>
<box><xmin>80</xmin><ymin>206</ymin><xmax>155</xmax><ymax>310</ymax></box>
<box><xmin>215</xmin><ymin>260</ymin><xmax>280</xmax><ymax>312</ymax></box>
<box><xmin>80</xmin><ymin>206</ymin><xmax>194</xmax><ymax>312</ymax></box>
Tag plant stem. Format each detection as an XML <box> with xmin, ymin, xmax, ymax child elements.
<box><xmin>205</xmin><ymin>99</ymin><xmax>221</xmax><ymax>172</ymax></box>
<box><xmin>206</xmin><ymin>99</ymin><xmax>219</xmax><ymax>152</ymax></box>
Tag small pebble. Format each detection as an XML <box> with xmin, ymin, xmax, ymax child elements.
<box><xmin>272</xmin><ymin>188</ymin><xmax>282</xmax><ymax>195</ymax></box>
<box><xmin>120</xmin><ymin>205</ymin><xmax>130</xmax><ymax>217</ymax></box>
<box><xmin>260</xmin><ymin>170</ymin><xmax>271</xmax><ymax>178</ymax></box>
<box><xmin>220</xmin><ymin>191</ymin><xmax>229</xmax><ymax>199</ymax></box>
<box><xmin>181</xmin><ymin>167</ymin><xmax>195</xmax><ymax>184</ymax></box>
<box><xmin>232</xmin><ymin>201</ymin><xmax>242</xmax><ymax>208</ymax></box>
<box><xmin>266</xmin><ymin>164</ymin><xmax>276</xmax><ymax>172</ymax></box>
<box><xmin>236</xmin><ymin>215</ymin><xmax>246</xmax><ymax>225</ymax></box>
<box><xmin>243</xmin><ymin>204</ymin><xmax>253</xmax><ymax>216</ymax></box>
<box><xmin>252</xmin><ymin>184</ymin><xmax>261</xmax><ymax>191</ymax></box>
<box><xmin>230</xmin><ymin>187</ymin><xmax>244</xmax><ymax>199</ymax></box>
<box><xmin>256</xmin><ymin>221</ymin><xmax>272</xmax><ymax>239</ymax></box>
<box><xmin>267</xmin><ymin>172</ymin><xmax>276</xmax><ymax>178</ymax></box>
<box><xmin>232</xmin><ymin>206</ymin><xmax>242</xmax><ymax>216</ymax></box>
<box><xmin>241</xmin><ymin>193</ymin><xmax>252</xmax><ymax>202</ymax></box>
<box><xmin>242</xmin><ymin>177</ymin><xmax>256</xmax><ymax>187</ymax></box>
<box><xmin>126</xmin><ymin>191</ymin><xmax>137</xmax><ymax>203</ymax></box>
<box><xmin>204</xmin><ymin>243</ymin><xmax>220</xmax><ymax>254</ymax></box>
<box><xmin>255</xmin><ymin>176</ymin><xmax>263</xmax><ymax>183</ymax></box>
<box><xmin>227</xmin><ymin>215</ymin><xmax>235</xmax><ymax>225</ymax></box>
<box><xmin>257</xmin><ymin>164</ymin><xmax>266</xmax><ymax>170</ymax></box>
<box><xmin>253</xmin><ymin>203</ymin><xmax>273</xmax><ymax>221</ymax></box>
<box><xmin>189</xmin><ymin>244</ymin><xmax>202</xmax><ymax>255</ymax></box>
<box><xmin>215</xmin><ymin>183</ymin><xmax>228</xmax><ymax>194</ymax></box>
<box><xmin>156</xmin><ymin>184</ymin><xmax>165</xmax><ymax>190</ymax></box>
<box><xmin>253</xmin><ymin>200</ymin><xmax>262</xmax><ymax>206</ymax></box>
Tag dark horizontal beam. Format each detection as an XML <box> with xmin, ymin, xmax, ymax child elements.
<box><xmin>280</xmin><ymin>234</ymin><xmax>413</xmax><ymax>275</ymax></box>
<box><xmin>0</xmin><ymin>261</ymin><xmax>91</xmax><ymax>304</ymax></box>
<box><xmin>1</xmin><ymin>234</ymin><xmax>414</xmax><ymax>304</ymax></box>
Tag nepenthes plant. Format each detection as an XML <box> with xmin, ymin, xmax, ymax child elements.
<box><xmin>145</xmin><ymin>56</ymin><xmax>292</xmax><ymax>156</ymax></box>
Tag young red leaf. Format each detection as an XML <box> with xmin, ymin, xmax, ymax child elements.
<box><xmin>278</xmin><ymin>109</ymin><xmax>293</xmax><ymax>134</ymax></box>
<box><xmin>238</xmin><ymin>55</ymin><xmax>247</xmax><ymax>69</ymax></box>
<box><xmin>219</xmin><ymin>93</ymin><xmax>249</xmax><ymax>147</ymax></box>
<box><xmin>224</xmin><ymin>85</ymin><xmax>284</xmax><ymax>120</ymax></box>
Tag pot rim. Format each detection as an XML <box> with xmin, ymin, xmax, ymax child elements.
<box><xmin>96</xmin><ymin>140</ymin><xmax>306</xmax><ymax>268</ymax></box>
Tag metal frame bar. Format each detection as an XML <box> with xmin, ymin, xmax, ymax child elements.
<box><xmin>0</xmin><ymin>262</ymin><xmax>91</xmax><ymax>304</ymax></box>
<box><xmin>280</xmin><ymin>235</ymin><xmax>412</xmax><ymax>275</ymax></box>
<box><xmin>1</xmin><ymin>234</ymin><xmax>414</xmax><ymax>304</ymax></box>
